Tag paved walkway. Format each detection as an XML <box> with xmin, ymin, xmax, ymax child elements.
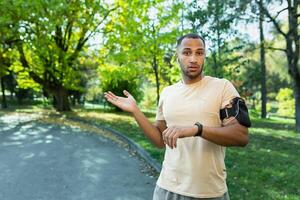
<box><xmin>0</xmin><ymin>113</ymin><xmax>156</xmax><ymax>200</ymax></box>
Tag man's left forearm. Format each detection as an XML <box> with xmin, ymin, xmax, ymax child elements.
<box><xmin>201</xmin><ymin>123</ymin><xmax>249</xmax><ymax>147</ymax></box>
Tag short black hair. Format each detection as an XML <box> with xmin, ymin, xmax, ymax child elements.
<box><xmin>176</xmin><ymin>33</ymin><xmax>206</xmax><ymax>48</ymax></box>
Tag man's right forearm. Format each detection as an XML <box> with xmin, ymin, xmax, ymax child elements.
<box><xmin>132</xmin><ymin>108</ymin><xmax>165</xmax><ymax>148</ymax></box>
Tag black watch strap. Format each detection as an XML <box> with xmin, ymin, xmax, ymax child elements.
<box><xmin>194</xmin><ymin>122</ymin><xmax>203</xmax><ymax>137</ymax></box>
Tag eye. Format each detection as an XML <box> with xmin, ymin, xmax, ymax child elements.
<box><xmin>196</xmin><ymin>51</ymin><xmax>204</xmax><ymax>56</ymax></box>
<box><xmin>183</xmin><ymin>51</ymin><xmax>191</xmax><ymax>56</ymax></box>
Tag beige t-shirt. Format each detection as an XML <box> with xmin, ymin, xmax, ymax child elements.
<box><xmin>155</xmin><ymin>76</ymin><xmax>240</xmax><ymax>198</ymax></box>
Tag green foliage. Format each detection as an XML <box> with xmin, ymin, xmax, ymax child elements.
<box><xmin>98</xmin><ymin>64</ymin><xmax>144</xmax><ymax>104</ymax></box>
<box><xmin>9</xmin><ymin>61</ymin><xmax>41</xmax><ymax>91</ymax></box>
<box><xmin>238</xmin><ymin>59</ymin><xmax>261</xmax><ymax>98</ymax></box>
<box><xmin>187</xmin><ymin>0</ymin><xmax>245</xmax><ymax>77</ymax></box>
<box><xmin>0</xmin><ymin>0</ymin><xmax>116</xmax><ymax>110</ymax></box>
<box><xmin>140</xmin><ymin>86</ymin><xmax>157</xmax><ymax>110</ymax></box>
<box><xmin>103</xmin><ymin>0</ymin><xmax>182</xmax><ymax>93</ymax></box>
<box><xmin>276</xmin><ymin>88</ymin><xmax>295</xmax><ymax>117</ymax></box>
<box><xmin>85</xmin><ymin>86</ymin><xmax>102</xmax><ymax>103</ymax></box>
<box><xmin>256</xmin><ymin>102</ymin><xmax>273</xmax><ymax>114</ymax></box>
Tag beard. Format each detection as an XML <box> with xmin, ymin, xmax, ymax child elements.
<box><xmin>179</xmin><ymin>62</ymin><xmax>204</xmax><ymax>80</ymax></box>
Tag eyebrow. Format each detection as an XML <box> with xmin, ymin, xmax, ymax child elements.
<box><xmin>182</xmin><ymin>48</ymin><xmax>205</xmax><ymax>51</ymax></box>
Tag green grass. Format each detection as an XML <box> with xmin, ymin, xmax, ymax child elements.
<box><xmin>1</xmin><ymin>106</ymin><xmax>299</xmax><ymax>200</ymax></box>
<box><xmin>226</xmin><ymin>116</ymin><xmax>299</xmax><ymax>200</ymax></box>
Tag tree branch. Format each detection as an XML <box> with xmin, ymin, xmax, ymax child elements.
<box><xmin>67</xmin><ymin>7</ymin><xmax>117</xmax><ymax>65</ymax></box>
<box><xmin>17</xmin><ymin>44</ymin><xmax>45</xmax><ymax>85</ymax></box>
<box><xmin>17</xmin><ymin>43</ymin><xmax>60</xmax><ymax>89</ymax></box>
<box><xmin>83</xmin><ymin>7</ymin><xmax>118</xmax><ymax>43</ymax></box>
<box><xmin>62</xmin><ymin>20</ymin><xmax>73</xmax><ymax>52</ymax></box>
<box><xmin>272</xmin><ymin>7</ymin><xmax>288</xmax><ymax>20</ymax></box>
<box><xmin>255</xmin><ymin>0</ymin><xmax>287</xmax><ymax>37</ymax></box>
<box><xmin>265</xmin><ymin>46</ymin><xmax>287</xmax><ymax>52</ymax></box>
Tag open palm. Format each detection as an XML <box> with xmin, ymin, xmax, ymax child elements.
<box><xmin>104</xmin><ymin>90</ymin><xmax>138</xmax><ymax>113</ymax></box>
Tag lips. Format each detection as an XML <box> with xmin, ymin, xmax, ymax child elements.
<box><xmin>188</xmin><ymin>64</ymin><xmax>199</xmax><ymax>68</ymax></box>
<box><xmin>188</xmin><ymin>65</ymin><xmax>199</xmax><ymax>71</ymax></box>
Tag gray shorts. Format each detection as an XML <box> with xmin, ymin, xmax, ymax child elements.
<box><xmin>152</xmin><ymin>185</ymin><xmax>230</xmax><ymax>200</ymax></box>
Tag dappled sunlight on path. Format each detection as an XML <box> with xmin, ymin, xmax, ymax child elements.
<box><xmin>0</xmin><ymin>113</ymin><xmax>155</xmax><ymax>200</ymax></box>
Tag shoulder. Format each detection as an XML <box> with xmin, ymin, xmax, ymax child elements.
<box><xmin>160</xmin><ymin>82</ymin><xmax>181</xmax><ymax>96</ymax></box>
<box><xmin>205</xmin><ymin>76</ymin><xmax>232</xmax><ymax>88</ymax></box>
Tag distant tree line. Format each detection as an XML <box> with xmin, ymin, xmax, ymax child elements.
<box><xmin>0</xmin><ymin>0</ymin><xmax>298</xmax><ymax>131</ymax></box>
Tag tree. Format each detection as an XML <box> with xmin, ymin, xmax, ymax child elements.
<box><xmin>187</xmin><ymin>0</ymin><xmax>242</xmax><ymax>77</ymax></box>
<box><xmin>259</xmin><ymin>0</ymin><xmax>267</xmax><ymax>118</ymax></box>
<box><xmin>257</xmin><ymin>0</ymin><xmax>300</xmax><ymax>131</ymax></box>
<box><xmin>103</xmin><ymin>0</ymin><xmax>182</xmax><ymax>104</ymax></box>
<box><xmin>0</xmin><ymin>0</ymin><xmax>116</xmax><ymax>111</ymax></box>
<box><xmin>0</xmin><ymin>46</ymin><xmax>12</xmax><ymax>109</ymax></box>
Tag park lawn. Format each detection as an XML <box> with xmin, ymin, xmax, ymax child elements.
<box><xmin>67</xmin><ymin>108</ymin><xmax>299</xmax><ymax>200</ymax></box>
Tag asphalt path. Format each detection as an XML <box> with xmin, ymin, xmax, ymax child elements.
<box><xmin>0</xmin><ymin>113</ymin><xmax>156</xmax><ymax>200</ymax></box>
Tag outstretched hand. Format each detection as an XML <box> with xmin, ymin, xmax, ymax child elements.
<box><xmin>104</xmin><ymin>90</ymin><xmax>138</xmax><ymax>113</ymax></box>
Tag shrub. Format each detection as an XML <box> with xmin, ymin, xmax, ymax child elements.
<box><xmin>276</xmin><ymin>88</ymin><xmax>295</xmax><ymax>117</ymax></box>
<box><xmin>98</xmin><ymin>64</ymin><xmax>143</xmax><ymax>108</ymax></box>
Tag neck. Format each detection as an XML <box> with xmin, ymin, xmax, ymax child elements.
<box><xmin>182</xmin><ymin>73</ymin><xmax>204</xmax><ymax>85</ymax></box>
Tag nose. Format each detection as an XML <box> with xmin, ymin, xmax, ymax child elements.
<box><xmin>190</xmin><ymin>54</ymin><xmax>197</xmax><ymax>63</ymax></box>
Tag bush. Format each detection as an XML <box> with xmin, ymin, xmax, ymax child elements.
<box><xmin>140</xmin><ymin>86</ymin><xmax>157</xmax><ymax>110</ymax></box>
<box><xmin>85</xmin><ymin>86</ymin><xmax>102</xmax><ymax>103</ymax></box>
<box><xmin>98</xmin><ymin>63</ymin><xmax>143</xmax><ymax>108</ymax></box>
<box><xmin>276</xmin><ymin>88</ymin><xmax>295</xmax><ymax>117</ymax></box>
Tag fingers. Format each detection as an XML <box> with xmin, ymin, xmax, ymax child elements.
<box><xmin>104</xmin><ymin>91</ymin><xmax>119</xmax><ymax>105</ymax></box>
<box><xmin>104</xmin><ymin>91</ymin><xmax>120</xmax><ymax>100</ymax></box>
<box><xmin>123</xmin><ymin>90</ymin><xmax>130</xmax><ymax>97</ymax></box>
<box><xmin>108</xmin><ymin>91</ymin><xmax>118</xmax><ymax>99</ymax></box>
<box><xmin>162</xmin><ymin>127</ymin><xmax>179</xmax><ymax>149</ymax></box>
<box><xmin>123</xmin><ymin>90</ymin><xmax>135</xmax><ymax>101</ymax></box>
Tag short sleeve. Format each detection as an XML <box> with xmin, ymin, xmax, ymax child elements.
<box><xmin>155</xmin><ymin>88</ymin><xmax>166</xmax><ymax>121</ymax></box>
<box><xmin>221</xmin><ymin>79</ymin><xmax>240</xmax><ymax>109</ymax></box>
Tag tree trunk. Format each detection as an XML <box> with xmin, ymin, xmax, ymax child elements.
<box><xmin>212</xmin><ymin>52</ymin><xmax>218</xmax><ymax>77</ymax></box>
<box><xmin>258</xmin><ymin>0</ymin><xmax>299</xmax><ymax>131</ymax></box>
<box><xmin>295</xmin><ymin>79</ymin><xmax>300</xmax><ymax>131</ymax></box>
<box><xmin>0</xmin><ymin>77</ymin><xmax>7</xmax><ymax>109</ymax></box>
<box><xmin>52</xmin><ymin>86</ymin><xmax>71</xmax><ymax>111</ymax></box>
<box><xmin>153</xmin><ymin>55</ymin><xmax>160</xmax><ymax>105</ymax></box>
<box><xmin>259</xmin><ymin>0</ymin><xmax>267</xmax><ymax>118</ymax></box>
<box><xmin>216</xmin><ymin>0</ymin><xmax>222</xmax><ymax>77</ymax></box>
<box><xmin>286</xmin><ymin>0</ymin><xmax>299</xmax><ymax>131</ymax></box>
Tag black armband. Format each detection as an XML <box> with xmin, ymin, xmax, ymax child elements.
<box><xmin>220</xmin><ymin>97</ymin><xmax>251</xmax><ymax>128</ymax></box>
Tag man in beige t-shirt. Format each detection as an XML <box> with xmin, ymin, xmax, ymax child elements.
<box><xmin>104</xmin><ymin>33</ymin><xmax>250</xmax><ymax>200</ymax></box>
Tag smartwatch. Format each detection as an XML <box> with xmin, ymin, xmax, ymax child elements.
<box><xmin>194</xmin><ymin>122</ymin><xmax>203</xmax><ymax>137</ymax></box>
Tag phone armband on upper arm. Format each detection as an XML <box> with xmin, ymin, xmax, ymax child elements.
<box><xmin>220</xmin><ymin>97</ymin><xmax>251</xmax><ymax>127</ymax></box>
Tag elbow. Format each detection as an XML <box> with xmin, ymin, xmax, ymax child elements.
<box><xmin>239</xmin><ymin>137</ymin><xmax>249</xmax><ymax>147</ymax></box>
<box><xmin>155</xmin><ymin>142</ymin><xmax>166</xmax><ymax>149</ymax></box>
<box><xmin>238</xmin><ymin>131</ymin><xmax>249</xmax><ymax>147</ymax></box>
<box><xmin>153</xmin><ymin>139</ymin><xmax>165</xmax><ymax>149</ymax></box>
